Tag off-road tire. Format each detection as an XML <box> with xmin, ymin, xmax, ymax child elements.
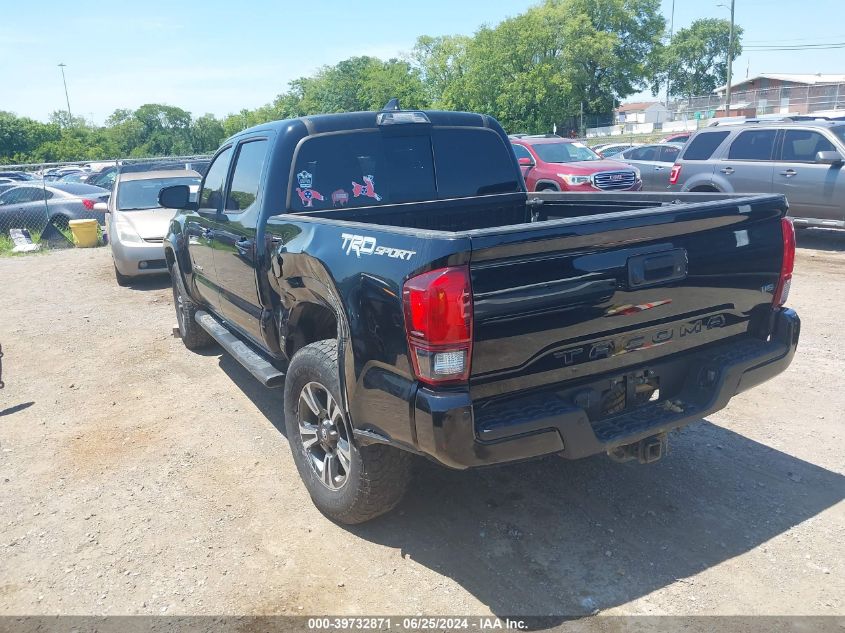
<box><xmin>284</xmin><ymin>339</ymin><xmax>412</xmax><ymax>524</ymax></box>
<box><xmin>114</xmin><ymin>264</ymin><xmax>132</xmax><ymax>287</ymax></box>
<box><xmin>170</xmin><ymin>262</ymin><xmax>214</xmax><ymax>351</ymax></box>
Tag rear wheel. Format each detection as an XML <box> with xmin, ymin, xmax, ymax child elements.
<box><xmin>284</xmin><ymin>339</ymin><xmax>412</xmax><ymax>524</ymax></box>
<box><xmin>51</xmin><ymin>215</ymin><xmax>70</xmax><ymax>231</ymax></box>
<box><xmin>169</xmin><ymin>263</ymin><xmax>213</xmax><ymax>350</ymax></box>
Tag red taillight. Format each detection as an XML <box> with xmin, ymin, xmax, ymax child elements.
<box><xmin>403</xmin><ymin>266</ymin><xmax>473</xmax><ymax>385</ymax></box>
<box><xmin>669</xmin><ymin>164</ymin><xmax>682</xmax><ymax>185</ymax></box>
<box><xmin>81</xmin><ymin>199</ymin><xmax>94</xmax><ymax>210</ymax></box>
<box><xmin>773</xmin><ymin>217</ymin><xmax>795</xmax><ymax>308</ymax></box>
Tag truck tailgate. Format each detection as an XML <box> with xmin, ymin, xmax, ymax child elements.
<box><xmin>468</xmin><ymin>195</ymin><xmax>787</xmax><ymax>400</ymax></box>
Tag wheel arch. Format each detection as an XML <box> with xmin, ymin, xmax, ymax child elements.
<box><xmin>534</xmin><ymin>179</ymin><xmax>561</xmax><ymax>191</ymax></box>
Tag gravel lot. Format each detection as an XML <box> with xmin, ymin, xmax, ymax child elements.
<box><xmin>0</xmin><ymin>233</ymin><xmax>843</xmax><ymax>620</ymax></box>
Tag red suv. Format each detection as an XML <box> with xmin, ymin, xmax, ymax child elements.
<box><xmin>510</xmin><ymin>136</ymin><xmax>642</xmax><ymax>192</ymax></box>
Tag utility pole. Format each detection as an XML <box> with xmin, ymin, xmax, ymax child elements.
<box><xmin>58</xmin><ymin>63</ymin><xmax>72</xmax><ymax>123</ymax></box>
<box><xmin>580</xmin><ymin>101</ymin><xmax>584</xmax><ymax>137</ymax></box>
<box><xmin>725</xmin><ymin>0</ymin><xmax>735</xmax><ymax>117</ymax></box>
<box><xmin>666</xmin><ymin>0</ymin><xmax>675</xmax><ymax>108</ymax></box>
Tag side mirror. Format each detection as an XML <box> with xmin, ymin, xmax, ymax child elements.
<box><xmin>93</xmin><ymin>202</ymin><xmax>108</xmax><ymax>212</ymax></box>
<box><xmin>815</xmin><ymin>150</ymin><xmax>844</xmax><ymax>165</ymax></box>
<box><xmin>518</xmin><ymin>156</ymin><xmax>535</xmax><ymax>167</ymax></box>
<box><xmin>158</xmin><ymin>185</ymin><xmax>196</xmax><ymax>210</ymax></box>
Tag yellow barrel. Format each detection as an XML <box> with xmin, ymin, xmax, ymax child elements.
<box><xmin>68</xmin><ymin>219</ymin><xmax>99</xmax><ymax>248</ymax></box>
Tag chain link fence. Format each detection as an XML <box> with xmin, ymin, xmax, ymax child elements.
<box><xmin>675</xmin><ymin>82</ymin><xmax>845</xmax><ymax>119</ymax></box>
<box><xmin>585</xmin><ymin>82</ymin><xmax>845</xmax><ymax>141</ymax></box>
<box><xmin>0</xmin><ymin>155</ymin><xmax>210</xmax><ymax>254</ymax></box>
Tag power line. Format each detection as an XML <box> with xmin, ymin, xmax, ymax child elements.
<box><xmin>744</xmin><ymin>43</ymin><xmax>845</xmax><ymax>50</ymax></box>
<box><xmin>745</xmin><ymin>35</ymin><xmax>845</xmax><ymax>43</ymax></box>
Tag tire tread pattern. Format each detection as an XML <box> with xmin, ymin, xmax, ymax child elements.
<box><xmin>170</xmin><ymin>264</ymin><xmax>214</xmax><ymax>351</ymax></box>
<box><xmin>284</xmin><ymin>339</ymin><xmax>411</xmax><ymax>524</ymax></box>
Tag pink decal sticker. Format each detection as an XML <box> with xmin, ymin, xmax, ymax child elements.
<box><xmin>332</xmin><ymin>189</ymin><xmax>349</xmax><ymax>207</ymax></box>
<box><xmin>351</xmin><ymin>175</ymin><xmax>382</xmax><ymax>202</ymax></box>
<box><xmin>296</xmin><ymin>170</ymin><xmax>323</xmax><ymax>208</ymax></box>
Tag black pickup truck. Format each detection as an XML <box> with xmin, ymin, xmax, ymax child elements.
<box><xmin>159</xmin><ymin>106</ymin><xmax>800</xmax><ymax>524</ymax></box>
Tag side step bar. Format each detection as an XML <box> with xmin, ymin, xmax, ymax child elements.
<box><xmin>194</xmin><ymin>311</ymin><xmax>285</xmax><ymax>388</ymax></box>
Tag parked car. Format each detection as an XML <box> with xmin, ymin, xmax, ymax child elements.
<box><xmin>0</xmin><ymin>171</ymin><xmax>35</xmax><ymax>181</ymax></box>
<box><xmin>615</xmin><ymin>143</ymin><xmax>684</xmax><ymax>190</ymax></box>
<box><xmin>105</xmin><ymin>169</ymin><xmax>201</xmax><ymax>286</ymax></box>
<box><xmin>57</xmin><ymin>172</ymin><xmax>91</xmax><ymax>184</ymax></box>
<box><xmin>511</xmin><ymin>136</ymin><xmax>642</xmax><ymax>191</ymax></box>
<box><xmin>595</xmin><ymin>142</ymin><xmax>641</xmax><ymax>158</ymax></box>
<box><xmin>668</xmin><ymin>119</ymin><xmax>845</xmax><ymax>229</ymax></box>
<box><xmin>0</xmin><ymin>183</ymin><xmax>109</xmax><ymax>230</ymax></box>
<box><xmin>42</xmin><ymin>166</ymin><xmax>87</xmax><ymax>182</ymax></box>
<box><xmin>85</xmin><ymin>166</ymin><xmax>118</xmax><ymax>190</ymax></box>
<box><xmin>661</xmin><ymin>132</ymin><xmax>692</xmax><ymax>144</ymax></box>
<box><xmin>159</xmin><ymin>105</ymin><xmax>798</xmax><ymax>524</ymax></box>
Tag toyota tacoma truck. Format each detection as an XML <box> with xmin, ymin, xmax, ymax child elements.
<box><xmin>159</xmin><ymin>105</ymin><xmax>800</xmax><ymax>524</ymax></box>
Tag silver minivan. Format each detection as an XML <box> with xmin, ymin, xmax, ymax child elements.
<box><xmin>668</xmin><ymin>120</ymin><xmax>845</xmax><ymax>229</ymax></box>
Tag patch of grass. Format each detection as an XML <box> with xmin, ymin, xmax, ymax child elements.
<box><xmin>0</xmin><ymin>228</ymin><xmax>50</xmax><ymax>257</ymax></box>
<box><xmin>0</xmin><ymin>234</ymin><xmax>15</xmax><ymax>255</ymax></box>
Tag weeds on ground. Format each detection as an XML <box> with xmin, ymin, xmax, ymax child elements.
<box><xmin>1</xmin><ymin>229</ymin><xmax>52</xmax><ymax>257</ymax></box>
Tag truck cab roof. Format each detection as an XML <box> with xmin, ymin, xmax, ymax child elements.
<box><xmin>227</xmin><ymin>110</ymin><xmax>498</xmax><ymax>144</ymax></box>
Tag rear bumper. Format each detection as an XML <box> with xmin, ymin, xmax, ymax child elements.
<box><xmin>412</xmin><ymin>308</ymin><xmax>800</xmax><ymax>469</ymax></box>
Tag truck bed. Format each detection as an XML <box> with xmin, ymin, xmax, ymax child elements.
<box><xmin>281</xmin><ymin>190</ymin><xmax>789</xmax><ymax>438</ymax></box>
<box><xmin>293</xmin><ymin>191</ymin><xmax>747</xmax><ymax>233</ymax></box>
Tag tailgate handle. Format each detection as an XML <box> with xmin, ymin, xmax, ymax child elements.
<box><xmin>628</xmin><ymin>249</ymin><xmax>687</xmax><ymax>288</ymax></box>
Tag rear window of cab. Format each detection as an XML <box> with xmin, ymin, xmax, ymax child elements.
<box><xmin>288</xmin><ymin>128</ymin><xmax>519</xmax><ymax>211</ymax></box>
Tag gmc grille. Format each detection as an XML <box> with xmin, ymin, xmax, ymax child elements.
<box><xmin>593</xmin><ymin>171</ymin><xmax>637</xmax><ymax>191</ymax></box>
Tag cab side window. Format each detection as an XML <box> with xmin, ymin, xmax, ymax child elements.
<box><xmin>781</xmin><ymin>130</ymin><xmax>836</xmax><ymax>162</ymax></box>
<box><xmin>728</xmin><ymin>130</ymin><xmax>777</xmax><ymax>160</ymax></box>
<box><xmin>660</xmin><ymin>145</ymin><xmax>681</xmax><ymax>162</ymax></box>
<box><xmin>225</xmin><ymin>139</ymin><xmax>269</xmax><ymax>213</ymax></box>
<box><xmin>199</xmin><ymin>146</ymin><xmax>233</xmax><ymax>214</ymax></box>
<box><xmin>628</xmin><ymin>146</ymin><xmax>658</xmax><ymax>161</ymax></box>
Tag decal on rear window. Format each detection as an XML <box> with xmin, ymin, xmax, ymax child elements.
<box><xmin>352</xmin><ymin>175</ymin><xmax>381</xmax><ymax>202</ymax></box>
<box><xmin>331</xmin><ymin>189</ymin><xmax>349</xmax><ymax>207</ymax></box>
<box><xmin>295</xmin><ymin>170</ymin><xmax>324</xmax><ymax>208</ymax></box>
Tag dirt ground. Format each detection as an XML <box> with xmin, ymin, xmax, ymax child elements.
<box><xmin>0</xmin><ymin>232</ymin><xmax>843</xmax><ymax>621</ymax></box>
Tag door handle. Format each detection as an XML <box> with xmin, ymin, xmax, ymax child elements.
<box><xmin>720</xmin><ymin>167</ymin><xmax>735</xmax><ymax>175</ymax></box>
<box><xmin>628</xmin><ymin>248</ymin><xmax>688</xmax><ymax>288</ymax></box>
<box><xmin>779</xmin><ymin>169</ymin><xmax>797</xmax><ymax>178</ymax></box>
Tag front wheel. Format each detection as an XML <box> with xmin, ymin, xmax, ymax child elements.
<box><xmin>284</xmin><ymin>339</ymin><xmax>412</xmax><ymax>524</ymax></box>
<box><xmin>114</xmin><ymin>264</ymin><xmax>132</xmax><ymax>287</ymax></box>
<box><xmin>169</xmin><ymin>263</ymin><xmax>213</xmax><ymax>350</ymax></box>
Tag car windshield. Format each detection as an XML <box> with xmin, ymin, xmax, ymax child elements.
<box><xmin>118</xmin><ymin>177</ymin><xmax>201</xmax><ymax>211</ymax></box>
<box><xmin>831</xmin><ymin>126</ymin><xmax>845</xmax><ymax>145</ymax></box>
<box><xmin>532</xmin><ymin>142</ymin><xmax>600</xmax><ymax>163</ymax></box>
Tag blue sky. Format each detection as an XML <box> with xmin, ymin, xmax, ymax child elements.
<box><xmin>1</xmin><ymin>0</ymin><xmax>843</xmax><ymax>123</ymax></box>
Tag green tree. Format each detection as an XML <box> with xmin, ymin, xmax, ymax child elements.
<box><xmin>0</xmin><ymin>111</ymin><xmax>60</xmax><ymax>163</ymax></box>
<box><xmin>413</xmin><ymin>0</ymin><xmax>664</xmax><ymax>134</ymax></box>
<box><xmin>191</xmin><ymin>114</ymin><xmax>226</xmax><ymax>153</ymax></box>
<box><xmin>661</xmin><ymin>18</ymin><xmax>743</xmax><ymax>100</ymax></box>
<box><xmin>131</xmin><ymin>104</ymin><xmax>194</xmax><ymax>156</ymax></box>
<box><xmin>412</xmin><ymin>35</ymin><xmax>471</xmax><ymax>108</ymax></box>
